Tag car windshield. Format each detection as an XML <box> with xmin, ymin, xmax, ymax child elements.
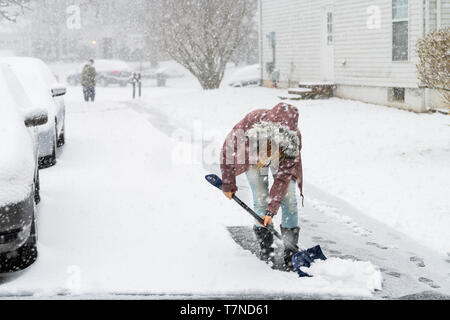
<box><xmin>0</xmin><ymin>63</ymin><xmax>32</xmax><ymax>111</ymax></box>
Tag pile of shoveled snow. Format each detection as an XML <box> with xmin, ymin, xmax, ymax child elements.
<box><xmin>306</xmin><ymin>258</ymin><xmax>382</xmax><ymax>296</ymax></box>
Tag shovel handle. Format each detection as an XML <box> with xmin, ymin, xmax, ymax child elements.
<box><xmin>233</xmin><ymin>194</ymin><xmax>299</xmax><ymax>252</ymax></box>
<box><xmin>232</xmin><ymin>195</ymin><xmax>281</xmax><ymax>238</ymax></box>
<box><xmin>205</xmin><ymin>174</ymin><xmax>300</xmax><ymax>252</ymax></box>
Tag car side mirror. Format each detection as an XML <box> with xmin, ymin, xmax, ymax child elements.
<box><xmin>24</xmin><ymin>109</ymin><xmax>48</xmax><ymax>127</ymax></box>
<box><xmin>51</xmin><ymin>86</ymin><xmax>67</xmax><ymax>97</ymax></box>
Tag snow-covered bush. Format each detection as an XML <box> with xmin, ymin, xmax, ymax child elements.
<box><xmin>416</xmin><ymin>27</ymin><xmax>450</xmax><ymax>106</ymax></box>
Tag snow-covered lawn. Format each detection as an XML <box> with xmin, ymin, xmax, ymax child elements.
<box><xmin>1</xmin><ymin>64</ymin><xmax>448</xmax><ymax>298</ymax></box>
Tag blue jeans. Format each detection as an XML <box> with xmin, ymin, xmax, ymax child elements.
<box><xmin>246</xmin><ymin>166</ymin><xmax>299</xmax><ymax>229</ymax></box>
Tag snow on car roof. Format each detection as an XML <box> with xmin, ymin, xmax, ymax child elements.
<box><xmin>0</xmin><ymin>57</ymin><xmax>58</xmax><ymax>109</ymax></box>
<box><xmin>228</xmin><ymin>64</ymin><xmax>260</xmax><ymax>83</ymax></box>
<box><xmin>93</xmin><ymin>59</ymin><xmax>132</xmax><ymax>72</ymax></box>
<box><xmin>0</xmin><ymin>63</ymin><xmax>35</xmax><ymax>206</ymax></box>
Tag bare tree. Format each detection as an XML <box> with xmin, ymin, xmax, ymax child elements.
<box><xmin>0</xmin><ymin>0</ymin><xmax>29</xmax><ymax>21</ymax></box>
<box><xmin>416</xmin><ymin>27</ymin><xmax>450</xmax><ymax>106</ymax></box>
<box><xmin>153</xmin><ymin>0</ymin><xmax>257</xmax><ymax>89</ymax></box>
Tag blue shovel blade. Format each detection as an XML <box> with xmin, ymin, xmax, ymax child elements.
<box><xmin>306</xmin><ymin>245</ymin><xmax>327</xmax><ymax>261</ymax></box>
<box><xmin>292</xmin><ymin>245</ymin><xmax>327</xmax><ymax>278</ymax></box>
<box><xmin>205</xmin><ymin>174</ymin><xmax>223</xmax><ymax>190</ymax></box>
<box><xmin>292</xmin><ymin>251</ymin><xmax>313</xmax><ymax>277</ymax></box>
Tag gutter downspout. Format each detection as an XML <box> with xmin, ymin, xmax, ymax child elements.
<box><xmin>258</xmin><ymin>0</ymin><xmax>264</xmax><ymax>86</ymax></box>
<box><xmin>424</xmin><ymin>0</ymin><xmax>431</xmax><ymax>111</ymax></box>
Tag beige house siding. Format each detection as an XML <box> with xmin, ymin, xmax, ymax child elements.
<box><xmin>262</xmin><ymin>0</ymin><xmax>426</xmax><ymax>88</ymax></box>
<box><xmin>429</xmin><ymin>0</ymin><xmax>437</xmax><ymax>29</ymax></box>
<box><xmin>334</xmin><ymin>0</ymin><xmax>422</xmax><ymax>88</ymax></box>
<box><xmin>261</xmin><ymin>0</ymin><xmax>449</xmax><ymax>111</ymax></box>
<box><xmin>261</xmin><ymin>0</ymin><xmax>323</xmax><ymax>84</ymax></box>
<box><xmin>430</xmin><ymin>0</ymin><xmax>450</xmax><ymax>28</ymax></box>
<box><xmin>440</xmin><ymin>0</ymin><xmax>450</xmax><ymax>27</ymax></box>
<box><xmin>261</xmin><ymin>0</ymin><xmax>448</xmax><ymax>86</ymax></box>
<box><xmin>261</xmin><ymin>0</ymin><xmax>426</xmax><ymax>87</ymax></box>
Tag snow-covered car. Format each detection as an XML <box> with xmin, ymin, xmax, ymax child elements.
<box><xmin>67</xmin><ymin>59</ymin><xmax>132</xmax><ymax>87</ymax></box>
<box><xmin>95</xmin><ymin>59</ymin><xmax>133</xmax><ymax>87</ymax></box>
<box><xmin>0</xmin><ymin>63</ymin><xmax>48</xmax><ymax>272</ymax></box>
<box><xmin>0</xmin><ymin>57</ymin><xmax>67</xmax><ymax>168</ymax></box>
<box><xmin>66</xmin><ymin>72</ymin><xmax>81</xmax><ymax>86</ymax></box>
<box><xmin>228</xmin><ymin>64</ymin><xmax>261</xmax><ymax>87</ymax></box>
<box><xmin>141</xmin><ymin>66</ymin><xmax>186</xmax><ymax>79</ymax></box>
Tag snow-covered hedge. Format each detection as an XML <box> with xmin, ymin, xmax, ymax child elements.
<box><xmin>416</xmin><ymin>27</ymin><xmax>450</xmax><ymax>107</ymax></box>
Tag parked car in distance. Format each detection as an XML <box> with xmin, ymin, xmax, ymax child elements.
<box><xmin>0</xmin><ymin>63</ymin><xmax>48</xmax><ymax>273</ymax></box>
<box><xmin>66</xmin><ymin>70</ymin><xmax>81</xmax><ymax>86</ymax></box>
<box><xmin>67</xmin><ymin>59</ymin><xmax>132</xmax><ymax>87</ymax></box>
<box><xmin>228</xmin><ymin>64</ymin><xmax>261</xmax><ymax>87</ymax></box>
<box><xmin>0</xmin><ymin>57</ymin><xmax>67</xmax><ymax>168</ymax></box>
<box><xmin>141</xmin><ymin>66</ymin><xmax>186</xmax><ymax>79</ymax></box>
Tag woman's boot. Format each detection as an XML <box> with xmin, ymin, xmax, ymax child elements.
<box><xmin>280</xmin><ymin>226</ymin><xmax>300</xmax><ymax>271</ymax></box>
<box><xmin>253</xmin><ymin>226</ymin><xmax>274</xmax><ymax>263</ymax></box>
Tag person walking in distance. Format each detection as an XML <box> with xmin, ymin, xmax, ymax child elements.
<box><xmin>81</xmin><ymin>59</ymin><xmax>97</xmax><ymax>102</ymax></box>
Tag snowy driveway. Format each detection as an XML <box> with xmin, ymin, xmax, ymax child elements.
<box><xmin>0</xmin><ymin>84</ymin><xmax>449</xmax><ymax>299</ymax></box>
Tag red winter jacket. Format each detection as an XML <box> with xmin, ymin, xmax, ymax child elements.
<box><xmin>220</xmin><ymin>103</ymin><xmax>303</xmax><ymax>215</ymax></box>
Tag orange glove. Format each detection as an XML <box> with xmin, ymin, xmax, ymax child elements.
<box><xmin>262</xmin><ymin>215</ymin><xmax>273</xmax><ymax>226</ymax></box>
<box><xmin>223</xmin><ymin>191</ymin><xmax>235</xmax><ymax>200</ymax></box>
<box><xmin>258</xmin><ymin>213</ymin><xmax>274</xmax><ymax>227</ymax></box>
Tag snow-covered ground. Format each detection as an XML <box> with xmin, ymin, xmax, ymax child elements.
<box><xmin>0</xmin><ymin>63</ymin><xmax>449</xmax><ymax>299</ymax></box>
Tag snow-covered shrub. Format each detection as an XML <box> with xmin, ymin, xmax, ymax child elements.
<box><xmin>416</xmin><ymin>27</ymin><xmax>450</xmax><ymax>107</ymax></box>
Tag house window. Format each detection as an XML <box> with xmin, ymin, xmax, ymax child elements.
<box><xmin>389</xmin><ymin>87</ymin><xmax>405</xmax><ymax>102</ymax></box>
<box><xmin>392</xmin><ymin>0</ymin><xmax>409</xmax><ymax>61</ymax></box>
<box><xmin>327</xmin><ymin>12</ymin><xmax>333</xmax><ymax>45</ymax></box>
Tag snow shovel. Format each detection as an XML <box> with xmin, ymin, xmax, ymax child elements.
<box><xmin>205</xmin><ymin>174</ymin><xmax>327</xmax><ymax>277</ymax></box>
